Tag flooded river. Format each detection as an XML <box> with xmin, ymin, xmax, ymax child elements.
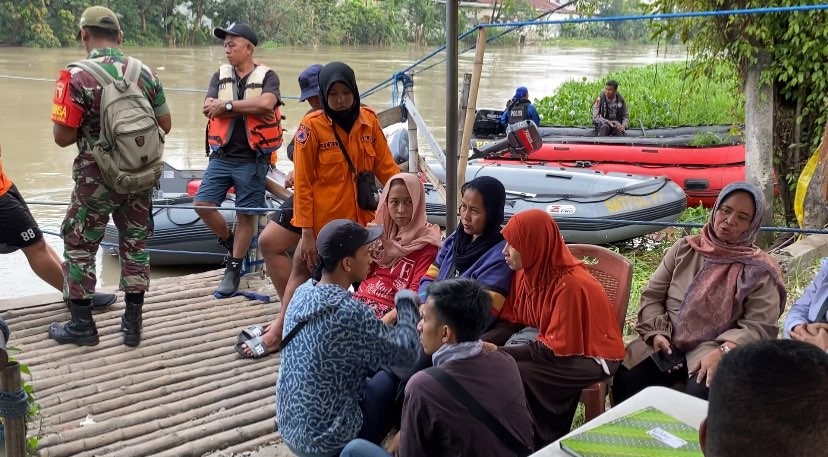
<box><xmin>0</xmin><ymin>43</ymin><xmax>684</xmax><ymax>299</ymax></box>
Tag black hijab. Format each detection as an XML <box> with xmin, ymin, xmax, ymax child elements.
<box><xmin>319</xmin><ymin>62</ymin><xmax>361</xmax><ymax>133</ymax></box>
<box><xmin>452</xmin><ymin>176</ymin><xmax>506</xmax><ymax>274</ymax></box>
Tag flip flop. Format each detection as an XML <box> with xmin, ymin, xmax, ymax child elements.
<box><xmin>234</xmin><ymin>335</ymin><xmax>274</xmax><ymax>359</ymax></box>
<box><xmin>237</xmin><ymin>324</ymin><xmax>265</xmax><ymax>344</ymax></box>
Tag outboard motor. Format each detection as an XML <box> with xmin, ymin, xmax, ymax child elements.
<box><xmin>470</xmin><ymin>120</ymin><xmax>542</xmax><ymax>160</ymax></box>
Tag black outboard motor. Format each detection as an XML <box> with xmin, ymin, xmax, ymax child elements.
<box><xmin>470</xmin><ymin>120</ymin><xmax>542</xmax><ymax>160</ymax></box>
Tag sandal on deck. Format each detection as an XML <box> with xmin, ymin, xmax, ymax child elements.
<box><xmin>234</xmin><ymin>335</ymin><xmax>274</xmax><ymax>359</ymax></box>
<box><xmin>237</xmin><ymin>324</ymin><xmax>265</xmax><ymax>343</ymax></box>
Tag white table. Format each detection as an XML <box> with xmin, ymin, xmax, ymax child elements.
<box><xmin>530</xmin><ymin>386</ymin><xmax>708</xmax><ymax>456</ymax></box>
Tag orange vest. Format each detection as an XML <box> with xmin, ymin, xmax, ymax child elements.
<box><xmin>0</xmin><ymin>159</ymin><xmax>11</xmax><ymax>197</ymax></box>
<box><xmin>206</xmin><ymin>64</ymin><xmax>283</xmax><ymax>166</ymax></box>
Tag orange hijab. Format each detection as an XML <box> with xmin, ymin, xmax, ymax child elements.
<box><xmin>500</xmin><ymin>209</ymin><xmax>624</xmax><ymax>359</ymax></box>
<box><xmin>371</xmin><ymin>173</ymin><xmax>442</xmax><ymax>268</ymax></box>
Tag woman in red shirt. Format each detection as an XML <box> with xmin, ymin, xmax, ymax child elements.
<box><xmin>354</xmin><ymin>173</ymin><xmax>442</xmax><ymax>322</ymax></box>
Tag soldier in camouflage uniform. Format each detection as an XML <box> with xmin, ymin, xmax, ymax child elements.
<box><xmin>49</xmin><ymin>6</ymin><xmax>172</xmax><ymax>347</ymax></box>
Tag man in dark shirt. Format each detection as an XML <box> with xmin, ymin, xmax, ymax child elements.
<box><xmin>341</xmin><ymin>278</ymin><xmax>534</xmax><ymax>457</ymax></box>
<box><xmin>592</xmin><ymin>79</ymin><xmax>629</xmax><ymax>136</ymax></box>
<box><xmin>197</xmin><ymin>23</ymin><xmax>282</xmax><ymax>297</ymax></box>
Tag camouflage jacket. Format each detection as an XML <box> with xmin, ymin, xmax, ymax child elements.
<box><xmin>51</xmin><ymin>47</ymin><xmax>170</xmax><ymax>155</ymax></box>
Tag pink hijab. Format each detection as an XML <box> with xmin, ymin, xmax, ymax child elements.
<box><xmin>371</xmin><ymin>173</ymin><xmax>442</xmax><ymax>268</ymax></box>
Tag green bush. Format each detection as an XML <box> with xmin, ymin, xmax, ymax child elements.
<box><xmin>534</xmin><ymin>62</ymin><xmax>745</xmax><ymax>128</ymax></box>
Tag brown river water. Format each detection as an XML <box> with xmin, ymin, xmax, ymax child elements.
<box><xmin>0</xmin><ymin>44</ymin><xmax>683</xmax><ymax>299</ymax></box>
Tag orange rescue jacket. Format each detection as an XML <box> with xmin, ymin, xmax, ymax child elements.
<box><xmin>291</xmin><ymin>106</ymin><xmax>399</xmax><ymax>236</ymax></box>
<box><xmin>206</xmin><ymin>64</ymin><xmax>283</xmax><ymax>166</ymax></box>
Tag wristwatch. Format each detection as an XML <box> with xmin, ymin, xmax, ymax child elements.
<box><xmin>719</xmin><ymin>344</ymin><xmax>732</xmax><ymax>355</ymax></box>
<box><xmin>225</xmin><ymin>101</ymin><xmax>233</xmax><ymax>112</ymax></box>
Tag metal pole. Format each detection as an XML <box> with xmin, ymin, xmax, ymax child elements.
<box><xmin>445</xmin><ymin>0</ymin><xmax>459</xmax><ymax>233</ymax></box>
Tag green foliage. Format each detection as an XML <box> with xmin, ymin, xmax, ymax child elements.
<box><xmin>560</xmin><ymin>0</ymin><xmax>655</xmax><ymax>43</ymax></box>
<box><xmin>649</xmin><ymin>0</ymin><xmax>828</xmax><ymax>225</ymax></box>
<box><xmin>534</xmin><ymin>62</ymin><xmax>745</xmax><ymax>128</ymax></box>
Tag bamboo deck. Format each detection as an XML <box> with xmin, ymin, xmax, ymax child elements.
<box><xmin>1</xmin><ymin>269</ymin><xmax>288</xmax><ymax>456</ymax></box>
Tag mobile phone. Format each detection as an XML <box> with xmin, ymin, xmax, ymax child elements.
<box><xmin>650</xmin><ymin>348</ymin><xmax>685</xmax><ymax>373</ymax></box>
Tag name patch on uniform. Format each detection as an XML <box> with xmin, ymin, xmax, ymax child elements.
<box><xmin>295</xmin><ymin>124</ymin><xmax>310</xmax><ymax>145</ymax></box>
<box><xmin>319</xmin><ymin>141</ymin><xmax>339</xmax><ymax>150</ymax></box>
<box><xmin>360</xmin><ymin>135</ymin><xmax>376</xmax><ymax>143</ymax></box>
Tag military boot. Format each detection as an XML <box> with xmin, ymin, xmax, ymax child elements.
<box><xmin>65</xmin><ymin>291</ymin><xmax>117</xmax><ymax>312</ymax></box>
<box><xmin>48</xmin><ymin>299</ymin><xmax>98</xmax><ymax>346</ymax></box>
<box><xmin>215</xmin><ymin>257</ymin><xmax>243</xmax><ymax>297</ymax></box>
<box><xmin>121</xmin><ymin>291</ymin><xmax>144</xmax><ymax>347</ymax></box>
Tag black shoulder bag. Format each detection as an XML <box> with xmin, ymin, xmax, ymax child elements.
<box><xmin>426</xmin><ymin>366</ymin><xmax>533</xmax><ymax>457</ymax></box>
<box><xmin>278</xmin><ymin>320</ymin><xmax>308</xmax><ymax>351</ymax></box>
<box><xmin>331</xmin><ymin>128</ymin><xmax>380</xmax><ymax>211</ymax></box>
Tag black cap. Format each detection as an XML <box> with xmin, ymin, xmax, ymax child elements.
<box><xmin>214</xmin><ymin>23</ymin><xmax>258</xmax><ymax>47</ymax></box>
<box><xmin>317</xmin><ymin>220</ymin><xmax>383</xmax><ymax>269</ymax></box>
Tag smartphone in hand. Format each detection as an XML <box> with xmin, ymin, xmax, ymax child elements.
<box><xmin>650</xmin><ymin>347</ymin><xmax>685</xmax><ymax>373</ymax></box>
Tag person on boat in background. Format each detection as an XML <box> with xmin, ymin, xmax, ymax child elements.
<box><xmin>700</xmin><ymin>340</ymin><xmax>828</xmax><ymax>457</ymax></box>
<box><xmin>592</xmin><ymin>80</ymin><xmax>628</xmax><ymax>136</ymax></box>
<box><xmin>340</xmin><ymin>278</ymin><xmax>534</xmax><ymax>457</ymax></box>
<box><xmin>419</xmin><ymin>176</ymin><xmax>512</xmax><ymax>317</ymax></box>
<box><xmin>196</xmin><ymin>22</ymin><xmax>283</xmax><ymax>297</ymax></box>
<box><xmin>784</xmin><ymin>257</ymin><xmax>828</xmax><ymax>352</ymax></box>
<box><xmin>612</xmin><ymin>182</ymin><xmax>786</xmax><ymax>404</ymax></box>
<box><xmin>49</xmin><ymin>6</ymin><xmax>171</xmax><ymax>347</ymax></box>
<box><xmin>254</xmin><ymin>62</ymin><xmax>400</xmax><ymax>354</ymax></box>
<box><xmin>354</xmin><ymin>173</ymin><xmax>442</xmax><ymax>323</ymax></box>
<box><xmin>482</xmin><ymin>209</ymin><xmax>625</xmax><ymax>448</ymax></box>
<box><xmin>256</xmin><ymin>64</ymin><xmax>322</xmax><ymax>315</ymax></box>
<box><xmin>276</xmin><ymin>219</ymin><xmax>420</xmax><ymax>457</ymax></box>
<box><xmin>0</xmin><ymin>144</ymin><xmax>116</xmax><ymax>309</ymax></box>
<box><xmin>499</xmin><ymin>86</ymin><xmax>541</xmax><ymax>127</ymax></box>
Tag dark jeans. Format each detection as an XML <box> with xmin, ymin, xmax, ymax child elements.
<box><xmin>611</xmin><ymin>357</ymin><xmax>709</xmax><ymax>404</ymax></box>
<box><xmin>358</xmin><ymin>370</ymin><xmax>398</xmax><ymax>443</ymax></box>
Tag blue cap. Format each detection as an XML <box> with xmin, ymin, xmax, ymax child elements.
<box><xmin>298</xmin><ymin>64</ymin><xmax>323</xmax><ymax>102</ymax></box>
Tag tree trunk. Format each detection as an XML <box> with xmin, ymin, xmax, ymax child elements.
<box><xmin>744</xmin><ymin>51</ymin><xmax>775</xmax><ymax>232</ymax></box>
<box><xmin>802</xmin><ymin>118</ymin><xmax>828</xmax><ymax>229</ymax></box>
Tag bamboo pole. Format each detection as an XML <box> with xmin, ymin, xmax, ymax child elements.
<box><xmin>0</xmin><ymin>357</ymin><xmax>27</xmax><ymax>457</ymax></box>
<box><xmin>405</xmin><ymin>72</ymin><xmax>419</xmax><ymax>173</ymax></box>
<box><xmin>457</xmin><ymin>27</ymin><xmax>488</xmax><ymax>203</ymax></box>
<box><xmin>154</xmin><ymin>415</ymin><xmax>277</xmax><ymax>457</ymax></box>
<box><xmin>211</xmin><ymin>431</ymin><xmax>281</xmax><ymax>455</ymax></box>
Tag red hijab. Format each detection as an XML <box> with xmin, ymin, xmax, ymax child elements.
<box><xmin>500</xmin><ymin>209</ymin><xmax>625</xmax><ymax>359</ymax></box>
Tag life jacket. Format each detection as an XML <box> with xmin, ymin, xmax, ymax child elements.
<box><xmin>597</xmin><ymin>92</ymin><xmax>626</xmax><ymax>123</ymax></box>
<box><xmin>206</xmin><ymin>64</ymin><xmax>283</xmax><ymax>166</ymax></box>
<box><xmin>506</xmin><ymin>99</ymin><xmax>530</xmax><ymax>125</ymax></box>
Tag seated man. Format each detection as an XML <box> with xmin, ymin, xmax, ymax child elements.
<box><xmin>592</xmin><ymin>79</ymin><xmax>628</xmax><ymax>136</ymax></box>
<box><xmin>275</xmin><ymin>219</ymin><xmax>420</xmax><ymax>457</ymax></box>
<box><xmin>0</xmin><ymin>143</ymin><xmax>114</xmax><ymax>309</ymax></box>
<box><xmin>700</xmin><ymin>340</ymin><xmax>828</xmax><ymax>457</ymax></box>
<box><xmin>785</xmin><ymin>257</ymin><xmax>828</xmax><ymax>351</ymax></box>
<box><xmin>341</xmin><ymin>278</ymin><xmax>534</xmax><ymax>457</ymax></box>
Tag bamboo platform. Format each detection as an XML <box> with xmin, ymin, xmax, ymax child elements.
<box><xmin>0</xmin><ymin>269</ymin><xmax>288</xmax><ymax>456</ymax></box>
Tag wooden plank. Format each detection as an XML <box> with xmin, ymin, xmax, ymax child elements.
<box><xmin>376</xmin><ymin>106</ymin><xmax>404</xmax><ymax>128</ymax></box>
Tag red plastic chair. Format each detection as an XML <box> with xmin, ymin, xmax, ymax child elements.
<box><xmin>568</xmin><ymin>244</ymin><xmax>633</xmax><ymax>422</ymax></box>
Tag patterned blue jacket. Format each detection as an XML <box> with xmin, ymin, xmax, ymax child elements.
<box><xmin>276</xmin><ymin>281</ymin><xmax>420</xmax><ymax>455</ymax></box>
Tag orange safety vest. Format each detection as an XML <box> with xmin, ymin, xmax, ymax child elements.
<box><xmin>206</xmin><ymin>64</ymin><xmax>283</xmax><ymax>166</ymax></box>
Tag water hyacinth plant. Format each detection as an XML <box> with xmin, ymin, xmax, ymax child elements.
<box><xmin>535</xmin><ymin>62</ymin><xmax>745</xmax><ymax>128</ymax></box>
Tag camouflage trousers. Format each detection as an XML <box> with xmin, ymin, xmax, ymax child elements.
<box><xmin>62</xmin><ymin>154</ymin><xmax>153</xmax><ymax>300</ymax></box>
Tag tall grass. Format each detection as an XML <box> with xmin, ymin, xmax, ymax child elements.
<box><xmin>535</xmin><ymin>62</ymin><xmax>745</xmax><ymax>128</ymax></box>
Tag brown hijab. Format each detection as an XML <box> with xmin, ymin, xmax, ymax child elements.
<box><xmin>673</xmin><ymin>182</ymin><xmax>786</xmax><ymax>352</ymax></box>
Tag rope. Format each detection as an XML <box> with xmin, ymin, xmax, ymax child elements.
<box><xmin>363</xmin><ymin>3</ymin><xmax>828</xmax><ymax>98</ymax></box>
<box><xmin>0</xmin><ymin>390</ymin><xmax>29</xmax><ymax>418</ymax></box>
